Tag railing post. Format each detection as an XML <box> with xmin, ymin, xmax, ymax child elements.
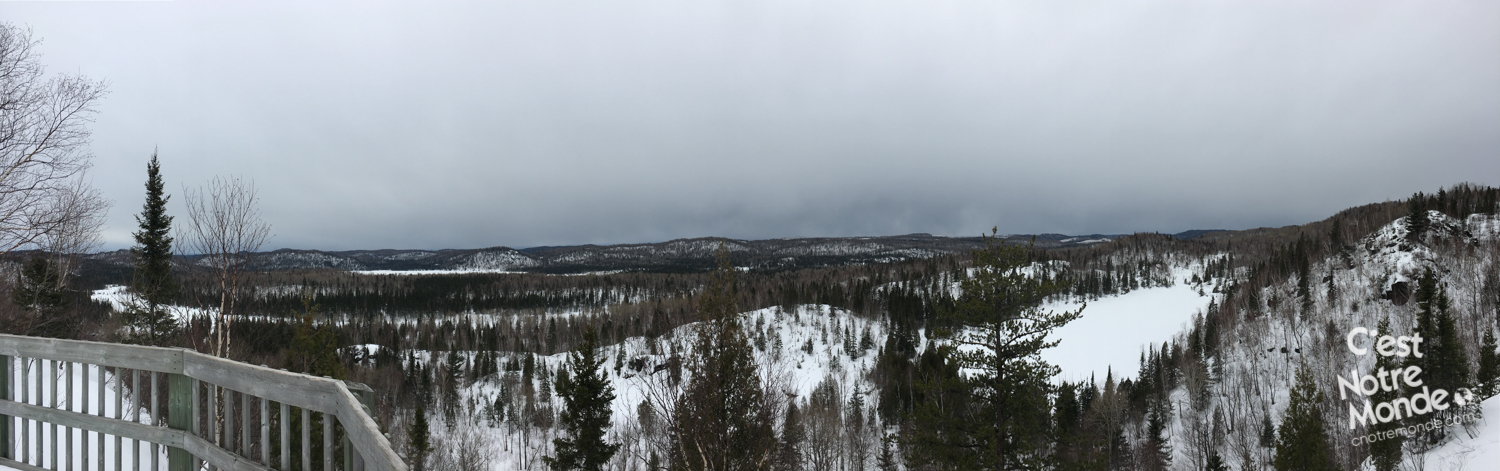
<box><xmin>343</xmin><ymin>381</ymin><xmax>374</xmax><ymax>471</ymax></box>
<box><xmin>168</xmin><ymin>373</ymin><xmax>194</xmax><ymax>471</ymax></box>
<box><xmin>0</xmin><ymin>354</ymin><xmax>9</xmax><ymax>460</ymax></box>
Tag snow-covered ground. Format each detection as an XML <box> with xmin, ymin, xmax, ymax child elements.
<box><xmin>1418</xmin><ymin>395</ymin><xmax>1500</xmax><ymax>471</ymax></box>
<box><xmin>1042</xmin><ymin>267</ymin><xmax>1215</xmax><ymax>383</ymax></box>
<box><xmin>408</xmin><ymin>304</ymin><xmax>885</xmax><ymax>471</ymax></box>
<box><xmin>0</xmin><ymin>360</ymin><xmax>165</xmax><ymax>471</ymax></box>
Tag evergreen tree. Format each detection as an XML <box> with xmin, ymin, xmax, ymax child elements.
<box><xmin>917</xmin><ymin>230</ymin><xmax>1082</xmax><ymax>469</ymax></box>
<box><xmin>875</xmin><ymin>434</ymin><xmax>897</xmax><ymax>471</ymax></box>
<box><xmin>9</xmin><ymin>255</ymin><xmax>68</xmax><ymax>337</ymax></box>
<box><xmin>407</xmin><ymin>405</ymin><xmax>432</xmax><ymax>471</ymax></box>
<box><xmin>443</xmin><ymin>349</ymin><xmax>463</xmax><ymax>426</ymax></box>
<box><xmin>1368</xmin><ymin>317</ymin><xmax>1404</xmax><ymax>471</ymax></box>
<box><xmin>546</xmin><ymin>328</ymin><xmax>621</xmax><ymax>471</ymax></box>
<box><xmin>777</xmin><ymin>401</ymin><xmax>805</xmax><ymax>471</ymax></box>
<box><xmin>1296</xmin><ymin>258</ymin><xmax>1314</xmax><ymax>318</ymax></box>
<box><xmin>1428</xmin><ymin>289</ymin><xmax>1471</xmax><ymax>397</ymax></box>
<box><xmin>1259</xmin><ymin>413</ymin><xmax>1275</xmax><ymax>449</ymax></box>
<box><xmin>285</xmin><ymin>293</ymin><xmax>345</xmax><ymax>380</ymax></box>
<box><xmin>1205</xmin><ymin>452</ymin><xmax>1227</xmax><ymax>471</ymax></box>
<box><xmin>124</xmin><ymin>153</ymin><xmax>178</xmax><ymax>345</ymax></box>
<box><xmin>669</xmin><ymin>244</ymin><xmax>778</xmax><ymax>470</ymax></box>
<box><xmin>1143</xmin><ymin>399</ymin><xmax>1172</xmax><ymax>471</ymax></box>
<box><xmin>1477</xmin><ymin>328</ymin><xmax>1500</xmax><ymax>399</ymax></box>
<box><xmin>1406</xmin><ymin>193</ymin><xmax>1430</xmax><ymax>243</ymax></box>
<box><xmin>1274</xmin><ymin>363</ymin><xmax>1333</xmax><ymax>471</ymax></box>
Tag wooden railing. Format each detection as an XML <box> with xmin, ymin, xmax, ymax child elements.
<box><xmin>0</xmin><ymin>334</ymin><xmax>406</xmax><ymax>471</ymax></box>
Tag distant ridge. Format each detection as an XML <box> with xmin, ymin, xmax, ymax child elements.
<box><xmin>75</xmin><ymin>231</ymin><xmax>1178</xmax><ymax>274</ymax></box>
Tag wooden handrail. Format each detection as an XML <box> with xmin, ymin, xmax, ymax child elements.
<box><xmin>0</xmin><ymin>333</ymin><xmax>406</xmax><ymax>471</ymax></box>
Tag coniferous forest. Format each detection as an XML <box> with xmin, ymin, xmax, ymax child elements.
<box><xmin>6</xmin><ymin>182</ymin><xmax>1500</xmax><ymax>470</ymax></box>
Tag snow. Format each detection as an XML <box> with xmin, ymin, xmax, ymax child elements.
<box><xmin>1041</xmin><ymin>267</ymin><xmax>1215</xmax><ymax>383</ymax></box>
<box><xmin>0</xmin><ymin>360</ymin><xmax>166</xmax><ymax>471</ymax></box>
<box><xmin>1417</xmin><ymin>396</ymin><xmax>1500</xmax><ymax>471</ymax></box>
<box><xmin>352</xmin><ymin>269</ymin><xmax>518</xmax><ymax>275</ymax></box>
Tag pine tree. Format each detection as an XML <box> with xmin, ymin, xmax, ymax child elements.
<box><xmin>125</xmin><ymin>153</ymin><xmax>178</xmax><ymax>345</ymax></box>
<box><xmin>920</xmin><ymin>230</ymin><xmax>1082</xmax><ymax>469</ymax></box>
<box><xmin>669</xmin><ymin>244</ymin><xmax>778</xmax><ymax>470</ymax></box>
<box><xmin>1274</xmin><ymin>363</ymin><xmax>1333</xmax><ymax>471</ymax></box>
<box><xmin>546</xmin><ymin>328</ymin><xmax>620</xmax><ymax>471</ymax></box>
<box><xmin>408</xmin><ymin>405</ymin><xmax>432</xmax><ymax>471</ymax></box>
<box><xmin>1368</xmin><ymin>317</ymin><xmax>1403</xmax><ymax>471</ymax></box>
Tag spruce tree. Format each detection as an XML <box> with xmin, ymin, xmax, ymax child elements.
<box><xmin>546</xmin><ymin>328</ymin><xmax>620</xmax><ymax>471</ymax></box>
<box><xmin>777</xmin><ymin>401</ymin><xmax>805</xmax><ymax>471</ymax></box>
<box><xmin>1144</xmin><ymin>400</ymin><xmax>1172</xmax><ymax>471</ymax></box>
<box><xmin>669</xmin><ymin>244</ymin><xmax>778</xmax><ymax>470</ymax></box>
<box><xmin>1274</xmin><ymin>363</ymin><xmax>1333</xmax><ymax>471</ymax></box>
<box><xmin>407</xmin><ymin>405</ymin><xmax>432</xmax><ymax>471</ymax></box>
<box><xmin>1368</xmin><ymin>317</ymin><xmax>1403</xmax><ymax>471</ymax></box>
<box><xmin>1477</xmin><ymin>328</ymin><xmax>1500</xmax><ymax>399</ymax></box>
<box><xmin>1406</xmin><ymin>193</ymin><xmax>1430</xmax><ymax>243</ymax></box>
<box><xmin>125</xmin><ymin>153</ymin><xmax>178</xmax><ymax>345</ymax></box>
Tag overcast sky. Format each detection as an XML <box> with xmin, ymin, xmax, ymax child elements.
<box><xmin>3</xmin><ymin>1</ymin><xmax>1497</xmax><ymax>251</ymax></box>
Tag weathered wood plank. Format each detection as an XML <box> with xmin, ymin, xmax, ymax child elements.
<box><xmin>0</xmin><ymin>335</ymin><xmax>183</xmax><ymax>374</ymax></box>
<box><xmin>0</xmin><ymin>399</ymin><xmax>277</xmax><ymax>471</ymax></box>
<box><xmin>0</xmin><ymin>335</ymin><xmax>405</xmax><ymax>471</ymax></box>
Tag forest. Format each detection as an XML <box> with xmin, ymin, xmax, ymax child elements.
<box><xmin>2</xmin><ymin>183</ymin><xmax>1498</xmax><ymax>471</ymax></box>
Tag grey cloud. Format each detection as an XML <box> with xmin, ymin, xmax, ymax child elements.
<box><xmin>3</xmin><ymin>0</ymin><xmax>1495</xmax><ymax>250</ymax></box>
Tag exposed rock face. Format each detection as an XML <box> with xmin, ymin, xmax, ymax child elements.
<box><xmin>1383</xmin><ymin>281</ymin><xmax>1412</xmax><ymax>306</ymax></box>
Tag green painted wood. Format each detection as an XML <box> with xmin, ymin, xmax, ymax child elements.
<box><xmin>169</xmin><ymin>373</ymin><xmax>193</xmax><ymax>471</ymax></box>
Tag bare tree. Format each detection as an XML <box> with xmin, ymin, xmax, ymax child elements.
<box><xmin>179</xmin><ymin>176</ymin><xmax>270</xmax><ymax>358</ymax></box>
<box><xmin>38</xmin><ymin>177</ymin><xmax>109</xmax><ymax>286</ymax></box>
<box><xmin>0</xmin><ymin>23</ymin><xmax>108</xmax><ymax>255</ymax></box>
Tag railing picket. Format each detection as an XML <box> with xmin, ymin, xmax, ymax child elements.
<box><xmin>191</xmin><ymin>379</ymin><xmax>201</xmax><ymax>471</ymax></box>
<box><xmin>66</xmin><ymin>361</ymin><xmax>73</xmax><ymax>471</ymax></box>
<box><xmin>259</xmin><ymin>396</ymin><xmax>268</xmax><ymax>466</ymax></box>
<box><xmin>1</xmin><ymin>355</ymin><xmax>11</xmax><ymax>461</ymax></box>
<box><xmin>151</xmin><ymin>371</ymin><xmax>159</xmax><ymax>471</ymax></box>
<box><xmin>300</xmin><ymin>408</ymin><xmax>309</xmax><ymax>471</ymax></box>
<box><xmin>322</xmin><ymin>413</ymin><xmax>332</xmax><ymax>471</ymax></box>
<box><xmin>20</xmin><ymin>357</ymin><xmax>28</xmax><ymax>465</ymax></box>
<box><xmin>0</xmin><ymin>335</ymin><xmax>403</xmax><ymax>471</ymax></box>
<box><xmin>207</xmin><ymin>385</ymin><xmax>216</xmax><ymax>452</ymax></box>
<box><xmin>81</xmin><ymin>363</ymin><xmax>89</xmax><ymax>471</ymax></box>
<box><xmin>114</xmin><ymin>367</ymin><xmax>122</xmax><ymax>471</ymax></box>
<box><xmin>97</xmin><ymin>364</ymin><xmax>104</xmax><ymax>471</ymax></box>
<box><xmin>131</xmin><ymin>368</ymin><xmax>140</xmax><ymax>471</ymax></box>
<box><xmin>224</xmin><ymin>389</ymin><xmax>235</xmax><ymax>456</ymax></box>
<box><xmin>241</xmin><ymin>390</ymin><xmax>250</xmax><ymax>457</ymax></box>
<box><xmin>279</xmin><ymin>402</ymin><xmax>288</xmax><ymax>471</ymax></box>
<box><xmin>50</xmin><ymin>359</ymin><xmax>57</xmax><ymax>470</ymax></box>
